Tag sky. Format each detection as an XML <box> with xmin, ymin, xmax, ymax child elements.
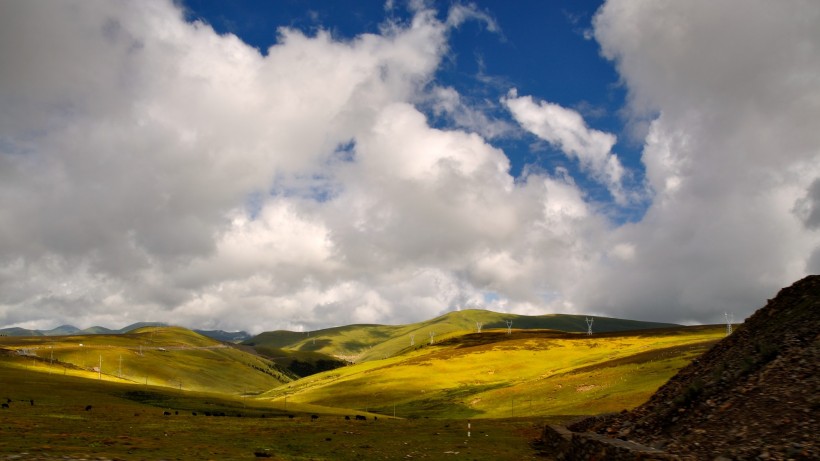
<box><xmin>1</xmin><ymin>0</ymin><xmax>818</xmax><ymax>334</ymax></box>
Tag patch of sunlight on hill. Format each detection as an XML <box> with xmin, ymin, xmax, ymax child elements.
<box><xmin>258</xmin><ymin>326</ymin><xmax>724</xmax><ymax>419</ymax></box>
<box><xmin>0</xmin><ymin>327</ymin><xmax>291</xmax><ymax>395</ymax></box>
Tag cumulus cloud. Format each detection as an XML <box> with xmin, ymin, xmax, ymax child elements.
<box><xmin>0</xmin><ymin>0</ymin><xmax>817</xmax><ymax>333</ymax></box>
<box><xmin>576</xmin><ymin>0</ymin><xmax>820</xmax><ymax>323</ymax></box>
<box><xmin>0</xmin><ymin>0</ymin><xmax>597</xmax><ymax>332</ymax></box>
<box><xmin>503</xmin><ymin>90</ymin><xmax>629</xmax><ymax>204</ymax></box>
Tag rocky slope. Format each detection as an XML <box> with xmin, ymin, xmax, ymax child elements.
<box><xmin>572</xmin><ymin>275</ymin><xmax>819</xmax><ymax>460</ymax></box>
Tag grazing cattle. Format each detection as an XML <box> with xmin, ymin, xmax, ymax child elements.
<box><xmin>345</xmin><ymin>415</ymin><xmax>350</xmax><ymax>420</ymax></box>
<box><xmin>287</xmin><ymin>414</ymin><xmax>295</xmax><ymax>419</ymax></box>
<box><xmin>174</xmin><ymin>411</ymin><xmax>178</xmax><ymax>415</ymax></box>
<box><xmin>85</xmin><ymin>405</ymin><xmax>92</xmax><ymax>411</ymax></box>
<box><xmin>191</xmin><ymin>412</ymin><xmax>197</xmax><ymax>416</ymax></box>
<box><xmin>1</xmin><ymin>403</ymin><xmax>8</xmax><ymax>409</ymax></box>
<box><xmin>355</xmin><ymin>415</ymin><xmax>366</xmax><ymax>421</ymax></box>
<box><xmin>163</xmin><ymin>411</ymin><xmax>171</xmax><ymax>416</ymax></box>
<box><xmin>204</xmin><ymin>411</ymin><xmax>212</xmax><ymax>416</ymax></box>
<box><xmin>311</xmin><ymin>414</ymin><xmax>319</xmax><ymax>421</ymax></box>
<box><xmin>30</xmin><ymin>399</ymin><xmax>34</xmax><ymax>406</ymax></box>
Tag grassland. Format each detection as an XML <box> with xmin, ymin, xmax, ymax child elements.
<box><xmin>260</xmin><ymin>326</ymin><xmax>724</xmax><ymax>419</ymax></box>
<box><xmin>0</xmin><ymin>322</ymin><xmax>725</xmax><ymax>459</ymax></box>
<box><xmin>0</xmin><ymin>357</ymin><xmax>548</xmax><ymax>460</ymax></box>
<box><xmin>244</xmin><ymin>309</ymin><xmax>678</xmax><ymax>363</ymax></box>
<box><xmin>0</xmin><ymin>326</ymin><xmax>289</xmax><ymax>395</ymax></box>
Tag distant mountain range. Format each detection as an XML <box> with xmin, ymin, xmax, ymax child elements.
<box><xmin>1</xmin><ymin>310</ymin><xmax>680</xmax><ymax>346</ymax></box>
<box><xmin>0</xmin><ymin>322</ymin><xmax>252</xmax><ymax>342</ymax></box>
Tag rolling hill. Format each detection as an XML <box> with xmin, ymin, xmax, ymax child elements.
<box><xmin>244</xmin><ymin>309</ymin><xmax>678</xmax><ymax>363</ymax></box>
<box><xmin>258</xmin><ymin>324</ymin><xmax>723</xmax><ymax>419</ymax></box>
<box><xmin>0</xmin><ymin>322</ymin><xmax>252</xmax><ymax>344</ymax></box>
<box><xmin>0</xmin><ymin>326</ymin><xmax>290</xmax><ymax>395</ymax></box>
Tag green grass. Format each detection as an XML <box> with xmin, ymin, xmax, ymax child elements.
<box><xmin>245</xmin><ymin>309</ymin><xmax>679</xmax><ymax>363</ymax></box>
<box><xmin>0</xmin><ymin>322</ymin><xmax>725</xmax><ymax>459</ymax></box>
<box><xmin>0</xmin><ymin>358</ymin><xmax>549</xmax><ymax>460</ymax></box>
<box><xmin>0</xmin><ymin>326</ymin><xmax>290</xmax><ymax>395</ymax></box>
<box><xmin>260</xmin><ymin>326</ymin><xmax>724</xmax><ymax>419</ymax></box>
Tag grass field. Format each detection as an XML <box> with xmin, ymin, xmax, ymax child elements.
<box><xmin>260</xmin><ymin>326</ymin><xmax>724</xmax><ymax>419</ymax></box>
<box><xmin>0</xmin><ymin>359</ymin><xmax>550</xmax><ymax>460</ymax></box>
<box><xmin>245</xmin><ymin>309</ymin><xmax>678</xmax><ymax>363</ymax></box>
<box><xmin>0</xmin><ymin>323</ymin><xmax>725</xmax><ymax>459</ymax></box>
<box><xmin>0</xmin><ymin>327</ymin><xmax>290</xmax><ymax>395</ymax></box>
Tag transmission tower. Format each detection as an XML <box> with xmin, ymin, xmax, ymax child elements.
<box><xmin>505</xmin><ymin>320</ymin><xmax>513</xmax><ymax>335</ymax></box>
<box><xmin>585</xmin><ymin>317</ymin><xmax>594</xmax><ymax>336</ymax></box>
<box><xmin>409</xmin><ymin>333</ymin><xmax>415</xmax><ymax>346</ymax></box>
<box><xmin>476</xmin><ymin>321</ymin><xmax>483</xmax><ymax>333</ymax></box>
<box><xmin>725</xmin><ymin>312</ymin><xmax>733</xmax><ymax>336</ymax></box>
<box><xmin>429</xmin><ymin>331</ymin><xmax>435</xmax><ymax>345</ymax></box>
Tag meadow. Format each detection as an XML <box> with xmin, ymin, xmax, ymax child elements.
<box><xmin>0</xmin><ymin>321</ymin><xmax>725</xmax><ymax>459</ymax></box>
<box><xmin>0</xmin><ymin>360</ymin><xmax>549</xmax><ymax>460</ymax></box>
<box><xmin>260</xmin><ymin>326</ymin><xmax>723</xmax><ymax>419</ymax></box>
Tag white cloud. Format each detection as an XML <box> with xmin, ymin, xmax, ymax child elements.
<box><xmin>576</xmin><ymin>0</ymin><xmax>820</xmax><ymax>323</ymax></box>
<box><xmin>0</xmin><ymin>0</ymin><xmax>596</xmax><ymax>333</ymax></box>
<box><xmin>1</xmin><ymin>0</ymin><xmax>817</xmax><ymax>333</ymax></box>
<box><xmin>428</xmin><ymin>85</ymin><xmax>515</xmax><ymax>139</ymax></box>
<box><xmin>503</xmin><ymin>89</ymin><xmax>629</xmax><ymax>204</ymax></box>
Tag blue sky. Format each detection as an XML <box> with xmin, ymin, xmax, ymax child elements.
<box><xmin>1</xmin><ymin>0</ymin><xmax>818</xmax><ymax>333</ymax></box>
<box><xmin>183</xmin><ymin>0</ymin><xmax>642</xmax><ymax>217</ymax></box>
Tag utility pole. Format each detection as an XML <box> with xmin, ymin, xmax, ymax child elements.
<box><xmin>725</xmin><ymin>312</ymin><xmax>733</xmax><ymax>336</ymax></box>
<box><xmin>98</xmin><ymin>355</ymin><xmax>102</xmax><ymax>380</ymax></box>
<box><xmin>118</xmin><ymin>355</ymin><xmax>122</xmax><ymax>378</ymax></box>
<box><xmin>429</xmin><ymin>331</ymin><xmax>435</xmax><ymax>345</ymax></box>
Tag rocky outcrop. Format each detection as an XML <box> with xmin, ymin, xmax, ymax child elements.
<box><xmin>552</xmin><ymin>275</ymin><xmax>819</xmax><ymax>460</ymax></box>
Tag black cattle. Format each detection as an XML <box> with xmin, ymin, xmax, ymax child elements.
<box><xmin>311</xmin><ymin>414</ymin><xmax>319</xmax><ymax>421</ymax></box>
<box><xmin>85</xmin><ymin>405</ymin><xmax>92</xmax><ymax>411</ymax></box>
<box><xmin>345</xmin><ymin>415</ymin><xmax>350</xmax><ymax>420</ymax></box>
<box><xmin>287</xmin><ymin>414</ymin><xmax>295</xmax><ymax>419</ymax></box>
<box><xmin>204</xmin><ymin>411</ymin><xmax>212</xmax><ymax>416</ymax></box>
<box><xmin>192</xmin><ymin>412</ymin><xmax>197</xmax><ymax>416</ymax></box>
<box><xmin>355</xmin><ymin>415</ymin><xmax>366</xmax><ymax>421</ymax></box>
<box><xmin>163</xmin><ymin>411</ymin><xmax>171</xmax><ymax>416</ymax></box>
<box><xmin>30</xmin><ymin>399</ymin><xmax>34</xmax><ymax>406</ymax></box>
<box><xmin>1</xmin><ymin>403</ymin><xmax>8</xmax><ymax>409</ymax></box>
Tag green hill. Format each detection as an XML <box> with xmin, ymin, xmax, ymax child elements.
<box><xmin>260</xmin><ymin>325</ymin><xmax>723</xmax><ymax>419</ymax></box>
<box><xmin>0</xmin><ymin>326</ymin><xmax>291</xmax><ymax>395</ymax></box>
<box><xmin>0</xmin><ymin>326</ymin><xmax>43</xmax><ymax>336</ymax></box>
<box><xmin>245</xmin><ymin>309</ymin><xmax>678</xmax><ymax>363</ymax></box>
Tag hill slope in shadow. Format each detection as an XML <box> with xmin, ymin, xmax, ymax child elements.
<box><xmin>573</xmin><ymin>275</ymin><xmax>819</xmax><ymax>460</ymax></box>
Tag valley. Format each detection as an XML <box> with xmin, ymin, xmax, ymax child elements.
<box><xmin>0</xmin><ymin>314</ymin><xmax>724</xmax><ymax>459</ymax></box>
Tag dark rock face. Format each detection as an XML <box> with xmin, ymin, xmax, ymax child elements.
<box><xmin>572</xmin><ymin>275</ymin><xmax>819</xmax><ymax>460</ymax></box>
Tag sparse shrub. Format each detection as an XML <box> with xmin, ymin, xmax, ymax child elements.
<box><xmin>674</xmin><ymin>378</ymin><xmax>704</xmax><ymax>406</ymax></box>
